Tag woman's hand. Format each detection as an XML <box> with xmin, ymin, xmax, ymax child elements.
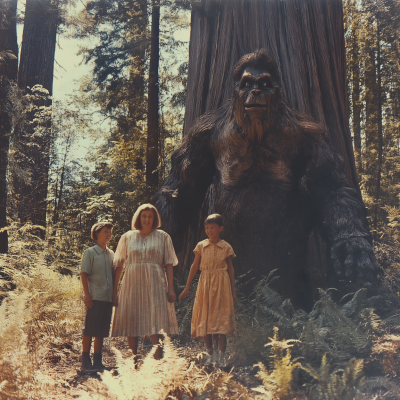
<box><xmin>179</xmin><ymin>287</ymin><xmax>189</xmax><ymax>301</ymax></box>
<box><xmin>113</xmin><ymin>292</ymin><xmax>119</xmax><ymax>307</ymax></box>
<box><xmin>84</xmin><ymin>294</ymin><xmax>93</xmax><ymax>309</ymax></box>
<box><xmin>167</xmin><ymin>288</ymin><xmax>176</xmax><ymax>303</ymax></box>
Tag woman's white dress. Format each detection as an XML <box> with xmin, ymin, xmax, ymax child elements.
<box><xmin>111</xmin><ymin>229</ymin><xmax>179</xmax><ymax>336</ymax></box>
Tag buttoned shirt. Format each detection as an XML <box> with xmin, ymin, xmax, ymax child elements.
<box><xmin>81</xmin><ymin>245</ymin><xmax>114</xmax><ymax>302</ymax></box>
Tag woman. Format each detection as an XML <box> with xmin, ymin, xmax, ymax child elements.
<box><xmin>111</xmin><ymin>204</ymin><xmax>178</xmax><ymax>360</ymax></box>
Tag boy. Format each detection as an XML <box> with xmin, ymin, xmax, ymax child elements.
<box><xmin>81</xmin><ymin>222</ymin><xmax>115</xmax><ymax>371</ymax></box>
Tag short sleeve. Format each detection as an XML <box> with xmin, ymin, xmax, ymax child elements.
<box><xmin>193</xmin><ymin>242</ymin><xmax>203</xmax><ymax>255</ymax></box>
<box><xmin>113</xmin><ymin>234</ymin><xmax>128</xmax><ymax>270</ymax></box>
<box><xmin>226</xmin><ymin>243</ymin><xmax>236</xmax><ymax>259</ymax></box>
<box><xmin>163</xmin><ymin>233</ymin><xmax>178</xmax><ymax>266</ymax></box>
<box><xmin>81</xmin><ymin>249</ymin><xmax>93</xmax><ymax>274</ymax></box>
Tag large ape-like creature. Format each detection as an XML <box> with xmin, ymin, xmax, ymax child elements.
<box><xmin>153</xmin><ymin>50</ymin><xmax>379</xmax><ymax>309</ymax></box>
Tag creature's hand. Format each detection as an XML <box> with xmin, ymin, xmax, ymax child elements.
<box><xmin>84</xmin><ymin>294</ymin><xmax>93</xmax><ymax>309</ymax></box>
<box><xmin>330</xmin><ymin>237</ymin><xmax>379</xmax><ymax>284</ymax></box>
<box><xmin>179</xmin><ymin>287</ymin><xmax>189</xmax><ymax>301</ymax></box>
<box><xmin>113</xmin><ymin>292</ymin><xmax>119</xmax><ymax>307</ymax></box>
<box><xmin>167</xmin><ymin>288</ymin><xmax>177</xmax><ymax>303</ymax></box>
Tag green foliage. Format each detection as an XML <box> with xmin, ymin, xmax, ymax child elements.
<box><xmin>254</xmin><ymin>327</ymin><xmax>300</xmax><ymax>399</ymax></box>
<box><xmin>301</xmin><ymin>355</ymin><xmax>365</xmax><ymax>400</ymax></box>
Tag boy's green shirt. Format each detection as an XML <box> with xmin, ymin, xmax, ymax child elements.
<box><xmin>81</xmin><ymin>245</ymin><xmax>114</xmax><ymax>302</ymax></box>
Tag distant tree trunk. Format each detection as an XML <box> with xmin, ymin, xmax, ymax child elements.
<box><xmin>183</xmin><ymin>0</ymin><xmax>363</xmax><ymax>297</ymax></box>
<box><xmin>0</xmin><ymin>0</ymin><xmax>18</xmax><ymax>253</ymax></box>
<box><xmin>374</xmin><ymin>21</ymin><xmax>383</xmax><ymax>238</ymax></box>
<box><xmin>146</xmin><ymin>0</ymin><xmax>160</xmax><ymax>189</ymax></box>
<box><xmin>15</xmin><ymin>0</ymin><xmax>58</xmax><ymax>230</ymax></box>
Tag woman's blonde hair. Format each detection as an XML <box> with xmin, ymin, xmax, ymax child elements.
<box><xmin>131</xmin><ymin>204</ymin><xmax>161</xmax><ymax>230</ymax></box>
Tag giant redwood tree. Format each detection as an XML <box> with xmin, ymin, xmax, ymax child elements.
<box><xmin>175</xmin><ymin>0</ymin><xmax>368</xmax><ymax>296</ymax></box>
<box><xmin>15</xmin><ymin>0</ymin><xmax>60</xmax><ymax>230</ymax></box>
<box><xmin>0</xmin><ymin>0</ymin><xmax>18</xmax><ymax>253</ymax></box>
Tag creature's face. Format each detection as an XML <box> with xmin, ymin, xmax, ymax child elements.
<box><xmin>233</xmin><ymin>67</ymin><xmax>280</xmax><ymax>143</ymax></box>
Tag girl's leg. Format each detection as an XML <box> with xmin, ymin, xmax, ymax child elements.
<box><xmin>151</xmin><ymin>334</ymin><xmax>163</xmax><ymax>360</ymax></box>
<box><xmin>218</xmin><ymin>334</ymin><xmax>227</xmax><ymax>353</ymax></box>
<box><xmin>127</xmin><ymin>336</ymin><xmax>139</xmax><ymax>355</ymax></box>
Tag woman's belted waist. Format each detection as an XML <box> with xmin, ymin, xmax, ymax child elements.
<box><xmin>200</xmin><ymin>268</ymin><xmax>227</xmax><ymax>273</ymax></box>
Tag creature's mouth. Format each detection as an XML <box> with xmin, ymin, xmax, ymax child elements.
<box><xmin>245</xmin><ymin>103</ymin><xmax>267</xmax><ymax>109</ymax></box>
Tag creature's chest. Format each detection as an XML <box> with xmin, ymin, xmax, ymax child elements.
<box><xmin>214</xmin><ymin>139</ymin><xmax>295</xmax><ymax>189</ymax></box>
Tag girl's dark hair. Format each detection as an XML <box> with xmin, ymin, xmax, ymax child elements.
<box><xmin>205</xmin><ymin>213</ymin><xmax>223</xmax><ymax>227</ymax></box>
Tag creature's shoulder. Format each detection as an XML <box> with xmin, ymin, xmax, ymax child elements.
<box><xmin>187</xmin><ymin>104</ymin><xmax>231</xmax><ymax>140</ymax></box>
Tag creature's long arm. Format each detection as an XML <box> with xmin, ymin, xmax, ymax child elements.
<box><xmin>152</xmin><ymin>113</ymin><xmax>217</xmax><ymax>253</ymax></box>
<box><xmin>301</xmin><ymin>135</ymin><xmax>379</xmax><ymax>284</ymax></box>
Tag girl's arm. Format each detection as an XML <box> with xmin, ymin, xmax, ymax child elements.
<box><xmin>165</xmin><ymin>264</ymin><xmax>176</xmax><ymax>302</ymax></box>
<box><xmin>227</xmin><ymin>256</ymin><xmax>237</xmax><ymax>304</ymax></box>
<box><xmin>179</xmin><ymin>252</ymin><xmax>201</xmax><ymax>300</ymax></box>
<box><xmin>113</xmin><ymin>259</ymin><xmax>124</xmax><ymax>307</ymax></box>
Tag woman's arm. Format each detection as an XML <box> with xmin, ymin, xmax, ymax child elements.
<box><xmin>179</xmin><ymin>252</ymin><xmax>201</xmax><ymax>300</ymax></box>
<box><xmin>165</xmin><ymin>264</ymin><xmax>176</xmax><ymax>303</ymax></box>
<box><xmin>227</xmin><ymin>256</ymin><xmax>236</xmax><ymax>304</ymax></box>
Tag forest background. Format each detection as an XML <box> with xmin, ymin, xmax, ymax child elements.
<box><xmin>1</xmin><ymin>0</ymin><xmax>400</xmax><ymax>399</ymax></box>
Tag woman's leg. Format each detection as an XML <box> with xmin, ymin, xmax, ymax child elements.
<box><xmin>218</xmin><ymin>334</ymin><xmax>227</xmax><ymax>353</ymax></box>
<box><xmin>127</xmin><ymin>336</ymin><xmax>139</xmax><ymax>355</ymax></box>
<box><xmin>151</xmin><ymin>334</ymin><xmax>163</xmax><ymax>359</ymax></box>
<box><xmin>204</xmin><ymin>334</ymin><xmax>213</xmax><ymax>350</ymax></box>
<box><xmin>212</xmin><ymin>334</ymin><xmax>219</xmax><ymax>350</ymax></box>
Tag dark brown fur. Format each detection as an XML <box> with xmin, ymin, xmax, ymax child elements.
<box><xmin>153</xmin><ymin>50</ymin><xmax>379</xmax><ymax>310</ymax></box>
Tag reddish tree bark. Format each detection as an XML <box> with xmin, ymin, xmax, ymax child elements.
<box><xmin>182</xmin><ymin>0</ymin><xmax>364</xmax><ymax>293</ymax></box>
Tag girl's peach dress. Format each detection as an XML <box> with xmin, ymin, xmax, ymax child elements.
<box><xmin>191</xmin><ymin>239</ymin><xmax>236</xmax><ymax>338</ymax></box>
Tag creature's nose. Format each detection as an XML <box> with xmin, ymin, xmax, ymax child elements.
<box><xmin>252</xmin><ymin>88</ymin><xmax>261</xmax><ymax>95</ymax></box>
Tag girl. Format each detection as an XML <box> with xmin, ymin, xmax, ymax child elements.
<box><xmin>179</xmin><ymin>213</ymin><xmax>236</xmax><ymax>367</ymax></box>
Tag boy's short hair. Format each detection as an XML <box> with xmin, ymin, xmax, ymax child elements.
<box><xmin>205</xmin><ymin>213</ymin><xmax>223</xmax><ymax>227</ymax></box>
<box><xmin>91</xmin><ymin>222</ymin><xmax>113</xmax><ymax>241</ymax></box>
<box><xmin>132</xmin><ymin>204</ymin><xmax>161</xmax><ymax>230</ymax></box>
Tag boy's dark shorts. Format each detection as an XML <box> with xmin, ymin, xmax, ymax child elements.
<box><xmin>83</xmin><ymin>300</ymin><xmax>113</xmax><ymax>337</ymax></box>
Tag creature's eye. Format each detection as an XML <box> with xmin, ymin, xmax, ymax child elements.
<box><xmin>245</xmin><ymin>81</ymin><xmax>250</xmax><ymax>87</ymax></box>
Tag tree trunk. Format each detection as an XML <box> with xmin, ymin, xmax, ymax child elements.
<box><xmin>0</xmin><ymin>0</ymin><xmax>18</xmax><ymax>253</ymax></box>
<box><xmin>15</xmin><ymin>0</ymin><xmax>58</xmax><ymax>230</ymax></box>
<box><xmin>183</xmin><ymin>0</ymin><xmax>363</xmax><ymax>296</ymax></box>
<box><xmin>146</xmin><ymin>0</ymin><xmax>160</xmax><ymax>189</ymax></box>
<box><xmin>374</xmin><ymin>21</ymin><xmax>383</xmax><ymax>238</ymax></box>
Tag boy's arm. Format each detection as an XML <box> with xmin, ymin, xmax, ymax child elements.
<box><xmin>81</xmin><ymin>272</ymin><xmax>93</xmax><ymax>308</ymax></box>
<box><xmin>113</xmin><ymin>261</ymin><xmax>124</xmax><ymax>307</ymax></box>
<box><xmin>179</xmin><ymin>252</ymin><xmax>201</xmax><ymax>300</ymax></box>
<box><xmin>227</xmin><ymin>256</ymin><xmax>236</xmax><ymax>304</ymax></box>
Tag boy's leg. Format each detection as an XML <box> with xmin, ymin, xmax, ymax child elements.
<box><xmin>82</xmin><ymin>335</ymin><xmax>92</xmax><ymax>353</ymax></box>
<box><xmin>150</xmin><ymin>334</ymin><xmax>163</xmax><ymax>360</ymax></box>
<box><xmin>82</xmin><ymin>335</ymin><xmax>93</xmax><ymax>371</ymax></box>
<box><xmin>93</xmin><ymin>337</ymin><xmax>104</xmax><ymax>353</ymax></box>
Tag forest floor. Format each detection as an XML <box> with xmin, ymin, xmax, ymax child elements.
<box><xmin>30</xmin><ymin>334</ymin><xmax>271</xmax><ymax>400</ymax></box>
